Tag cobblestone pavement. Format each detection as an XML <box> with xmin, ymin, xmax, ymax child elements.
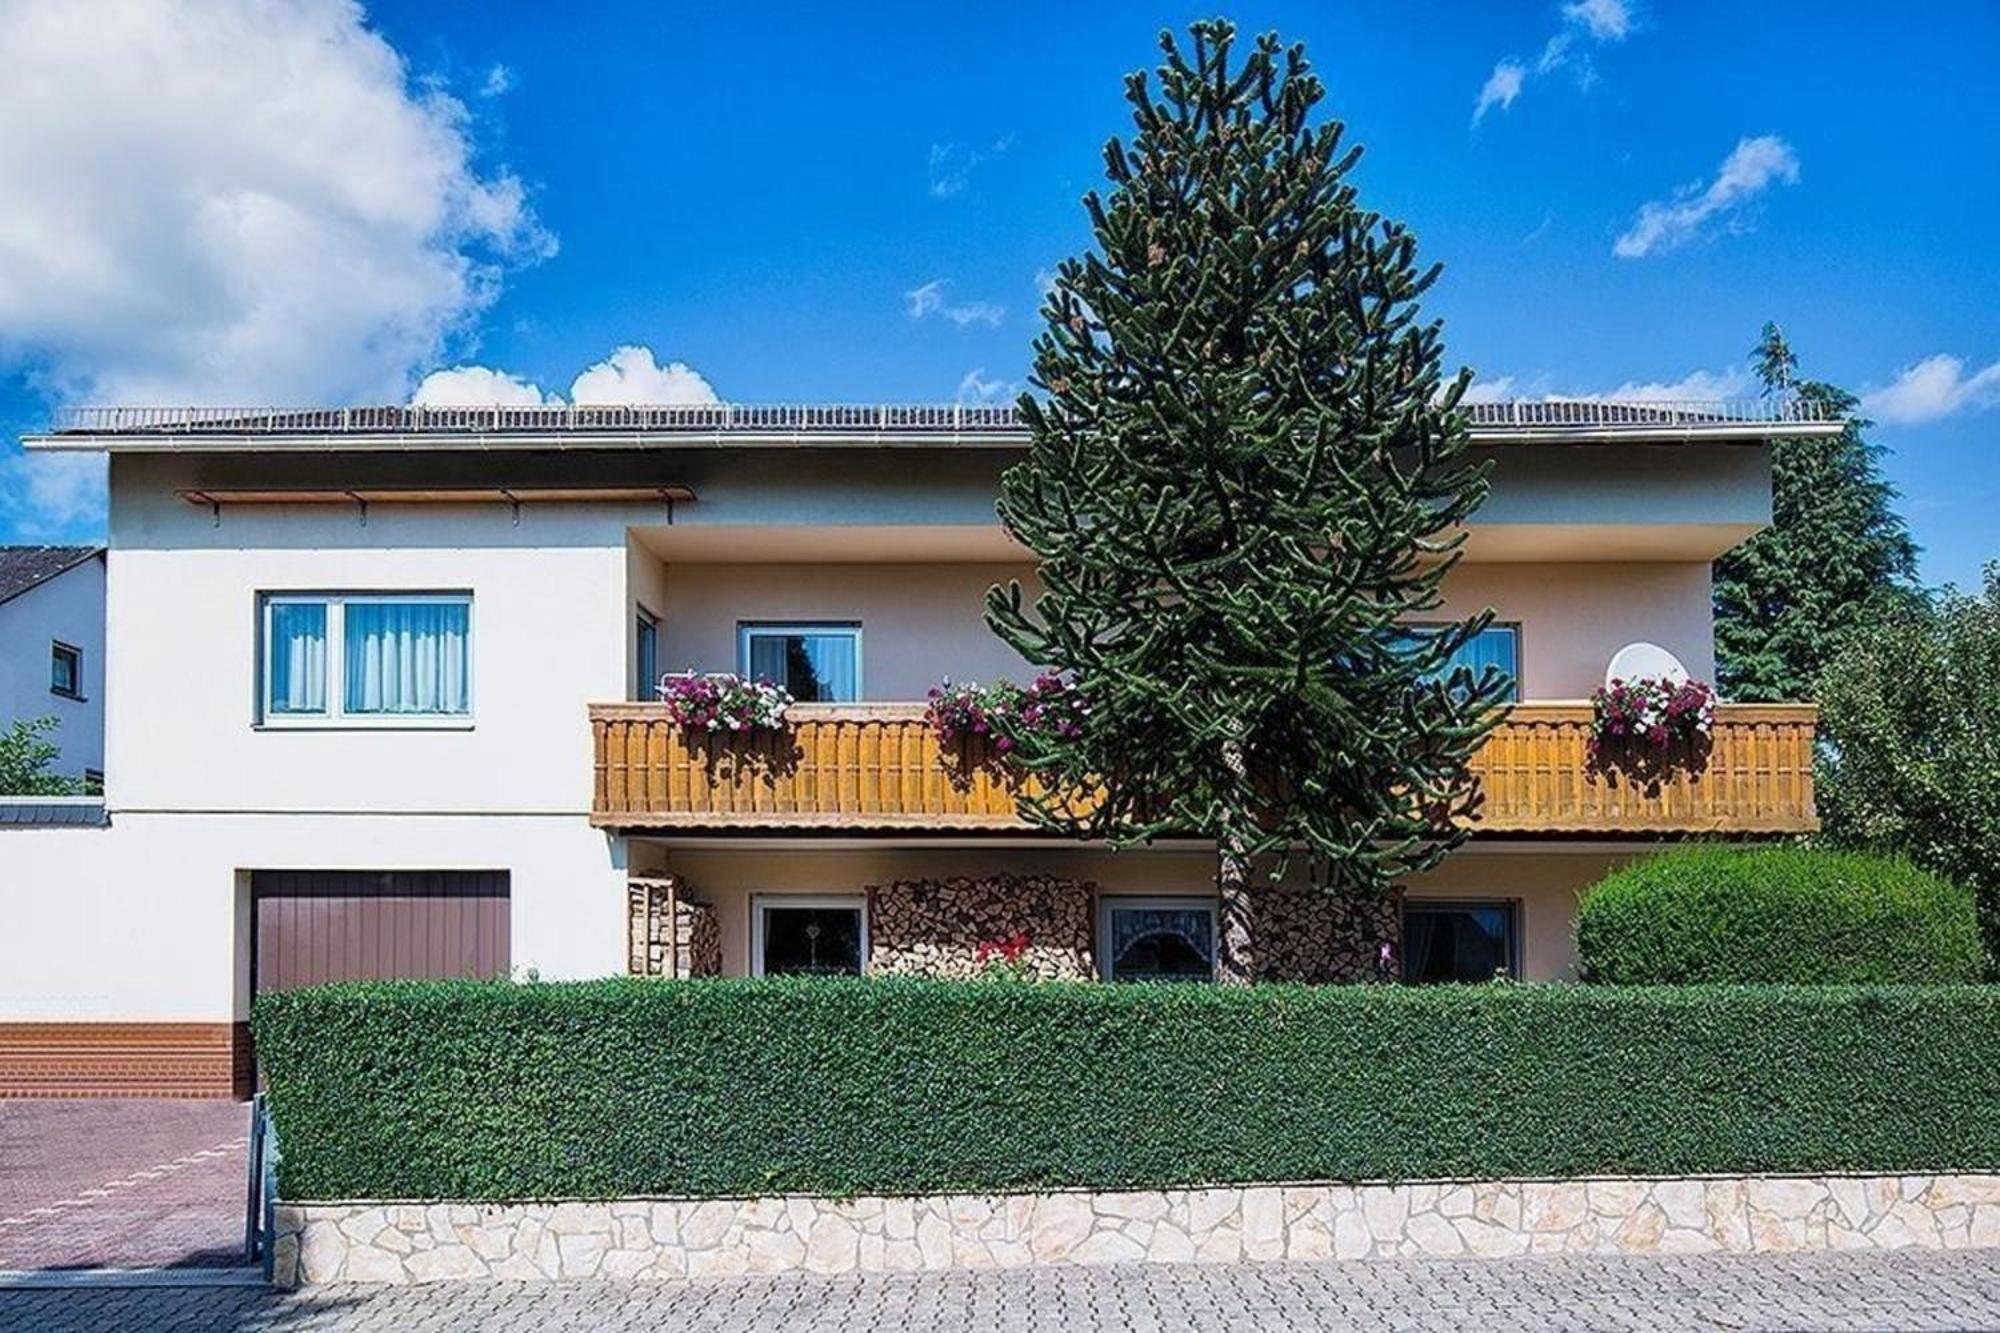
<box><xmin>0</xmin><ymin>1099</ymin><xmax>250</xmax><ymax>1270</ymax></box>
<box><xmin>3</xmin><ymin>1249</ymin><xmax>1998</xmax><ymax>1331</ymax></box>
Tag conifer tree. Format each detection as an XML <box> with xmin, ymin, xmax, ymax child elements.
<box><xmin>986</xmin><ymin>21</ymin><xmax>1507</xmax><ymax>983</ymax></box>
<box><xmin>1713</xmin><ymin>323</ymin><xmax>1920</xmax><ymax>701</ymax></box>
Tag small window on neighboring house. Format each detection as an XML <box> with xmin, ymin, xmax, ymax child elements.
<box><xmin>738</xmin><ymin>623</ymin><xmax>861</xmax><ymax>702</ymax></box>
<box><xmin>260</xmin><ymin>593</ymin><xmax>472</xmax><ymax>723</ymax></box>
<box><xmin>1100</xmin><ymin>897</ymin><xmax>1217</xmax><ymax>983</ymax></box>
<box><xmin>635</xmin><ymin>610</ymin><xmax>660</xmax><ymax>701</ymax></box>
<box><xmin>1402</xmin><ymin>900</ymin><xmax>1519</xmax><ymax>983</ymax></box>
<box><xmin>50</xmin><ymin>642</ymin><xmax>81</xmax><ymax>699</ymax></box>
<box><xmin>1391</xmin><ymin>624</ymin><xmax>1520</xmax><ymax>701</ymax></box>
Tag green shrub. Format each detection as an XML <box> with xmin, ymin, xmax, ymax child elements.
<box><xmin>1576</xmin><ymin>846</ymin><xmax>1981</xmax><ymax>985</ymax></box>
<box><xmin>254</xmin><ymin>978</ymin><xmax>2000</xmax><ymax>1201</ymax></box>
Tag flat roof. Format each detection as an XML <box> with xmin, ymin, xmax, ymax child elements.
<box><xmin>23</xmin><ymin>399</ymin><xmax>1846</xmax><ymax>453</ymax></box>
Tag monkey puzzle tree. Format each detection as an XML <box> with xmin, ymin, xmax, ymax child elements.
<box><xmin>985</xmin><ymin>20</ymin><xmax>1507</xmax><ymax>983</ymax></box>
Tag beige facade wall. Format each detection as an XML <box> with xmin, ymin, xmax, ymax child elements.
<box><xmin>633</xmin><ymin>558</ymin><xmax>1714</xmax><ymax>703</ymax></box>
<box><xmin>652</xmin><ymin>843</ymin><xmax>1643</xmax><ymax>983</ymax></box>
<box><xmin>1435</xmin><ymin>563</ymin><xmax>1714</xmax><ymax>697</ymax></box>
<box><xmin>651</xmin><ymin>562</ymin><xmax>1034</xmax><ymax>700</ymax></box>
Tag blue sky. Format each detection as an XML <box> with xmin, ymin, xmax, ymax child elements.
<box><xmin>0</xmin><ymin>0</ymin><xmax>1993</xmax><ymax>589</ymax></box>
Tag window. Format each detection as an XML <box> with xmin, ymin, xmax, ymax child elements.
<box><xmin>1402</xmin><ymin>900</ymin><xmax>1519</xmax><ymax>983</ymax></box>
<box><xmin>261</xmin><ymin>593</ymin><xmax>471</xmax><ymax>724</ymax></box>
<box><xmin>753</xmin><ymin>896</ymin><xmax>866</xmax><ymax>976</ymax></box>
<box><xmin>1100</xmin><ymin>897</ymin><xmax>1217</xmax><ymax>983</ymax></box>
<box><xmin>635</xmin><ymin>609</ymin><xmax>659</xmax><ymax>701</ymax></box>
<box><xmin>738</xmin><ymin>623</ymin><xmax>860</xmax><ymax>703</ymax></box>
<box><xmin>1392</xmin><ymin>623</ymin><xmax>1520</xmax><ymax>702</ymax></box>
<box><xmin>49</xmin><ymin>642</ymin><xmax>82</xmax><ymax>699</ymax></box>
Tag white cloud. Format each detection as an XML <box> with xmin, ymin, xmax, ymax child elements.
<box><xmin>0</xmin><ymin>0</ymin><xmax>552</xmax><ymax>408</ymax></box>
<box><xmin>956</xmin><ymin>368</ymin><xmax>1018</xmax><ymax>404</ymax></box>
<box><xmin>480</xmin><ymin>63</ymin><xmax>513</xmax><ymax>98</ymax></box>
<box><xmin>1861</xmin><ymin>354</ymin><xmax>2000</xmax><ymax>425</ymax></box>
<box><xmin>0</xmin><ymin>452</ymin><xmax>108</xmax><ymax>541</ymax></box>
<box><xmin>906</xmin><ymin>280</ymin><xmax>1005</xmax><ymax>328</ymax></box>
<box><xmin>1564</xmin><ymin>0</ymin><xmax>1632</xmax><ymax>40</ymax></box>
<box><xmin>1460</xmin><ymin>377</ymin><xmax>1519</xmax><ymax>404</ymax></box>
<box><xmin>411</xmin><ymin>364</ymin><xmax>554</xmax><ymax>406</ymax></box>
<box><xmin>1459</xmin><ymin>366</ymin><xmax>1752</xmax><ymax>404</ymax></box>
<box><xmin>406</xmin><ymin>345</ymin><xmax>720</xmax><ymax>407</ymax></box>
<box><xmin>1472</xmin><ymin>62</ymin><xmax>1526</xmax><ymax>124</ymax></box>
<box><xmin>569</xmin><ymin>346</ymin><xmax>718</xmax><ymax>405</ymax></box>
<box><xmin>1614</xmin><ymin>135</ymin><xmax>1800</xmax><ymax>258</ymax></box>
<box><xmin>927</xmin><ymin>137</ymin><xmax>1011</xmax><ymax>199</ymax></box>
<box><xmin>1588</xmin><ymin>367</ymin><xmax>1753</xmax><ymax>402</ymax></box>
<box><xmin>1473</xmin><ymin>0</ymin><xmax>1633</xmax><ymax>123</ymax></box>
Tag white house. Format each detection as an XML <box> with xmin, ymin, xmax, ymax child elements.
<box><xmin>0</xmin><ymin>401</ymin><xmax>1833</xmax><ymax>1098</ymax></box>
<box><xmin>0</xmin><ymin>545</ymin><xmax>105</xmax><ymax>785</ymax></box>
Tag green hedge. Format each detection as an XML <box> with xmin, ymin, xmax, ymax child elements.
<box><xmin>253</xmin><ymin>978</ymin><xmax>2000</xmax><ymax>1201</ymax></box>
<box><xmin>1576</xmin><ymin>846</ymin><xmax>1983</xmax><ymax>985</ymax></box>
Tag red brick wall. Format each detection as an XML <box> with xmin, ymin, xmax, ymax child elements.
<box><xmin>0</xmin><ymin>1022</ymin><xmax>251</xmax><ymax>1100</ymax></box>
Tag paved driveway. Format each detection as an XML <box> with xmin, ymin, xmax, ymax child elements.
<box><xmin>2</xmin><ymin>1250</ymin><xmax>1998</xmax><ymax>1331</ymax></box>
<box><xmin>0</xmin><ymin>1100</ymin><xmax>250</xmax><ymax>1271</ymax></box>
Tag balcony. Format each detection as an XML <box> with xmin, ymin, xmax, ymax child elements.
<box><xmin>590</xmin><ymin>702</ymin><xmax>1817</xmax><ymax>836</ymax></box>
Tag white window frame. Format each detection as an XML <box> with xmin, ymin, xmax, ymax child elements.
<box><xmin>736</xmin><ymin>622</ymin><xmax>863</xmax><ymax>702</ymax></box>
<box><xmin>1097</xmin><ymin>895</ymin><xmax>1219</xmax><ymax>983</ymax></box>
<box><xmin>750</xmin><ymin>893</ymin><xmax>868</xmax><ymax>977</ymax></box>
<box><xmin>258</xmin><ymin>591</ymin><xmax>475</xmax><ymax>730</ymax></box>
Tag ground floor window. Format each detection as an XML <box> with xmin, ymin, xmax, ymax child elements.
<box><xmin>1402</xmin><ymin>899</ymin><xmax>1518</xmax><ymax>983</ymax></box>
<box><xmin>1099</xmin><ymin>896</ymin><xmax>1216</xmax><ymax>982</ymax></box>
<box><xmin>753</xmin><ymin>895</ymin><xmax>866</xmax><ymax>976</ymax></box>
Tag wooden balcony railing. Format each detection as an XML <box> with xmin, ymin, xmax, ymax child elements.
<box><xmin>590</xmin><ymin>702</ymin><xmax>1817</xmax><ymax>836</ymax></box>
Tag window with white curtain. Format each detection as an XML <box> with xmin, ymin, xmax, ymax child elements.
<box><xmin>260</xmin><ymin>593</ymin><xmax>472</xmax><ymax>724</ymax></box>
<box><xmin>1391</xmin><ymin>623</ymin><xmax>1521</xmax><ymax>702</ymax></box>
<box><xmin>737</xmin><ymin>623</ymin><xmax>861</xmax><ymax>702</ymax></box>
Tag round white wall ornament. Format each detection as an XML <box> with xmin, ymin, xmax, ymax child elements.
<box><xmin>1605</xmin><ymin>642</ymin><xmax>1689</xmax><ymax>687</ymax></box>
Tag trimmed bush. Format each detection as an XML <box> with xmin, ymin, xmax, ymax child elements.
<box><xmin>1576</xmin><ymin>846</ymin><xmax>1982</xmax><ymax>985</ymax></box>
<box><xmin>254</xmin><ymin>978</ymin><xmax>2000</xmax><ymax>1201</ymax></box>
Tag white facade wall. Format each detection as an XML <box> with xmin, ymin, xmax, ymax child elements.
<box><xmin>0</xmin><ymin>555</ymin><xmax>104</xmax><ymax>778</ymax></box>
<box><xmin>0</xmin><ymin>475</ymin><xmax>651</xmax><ymax>1024</ymax></box>
<box><xmin>0</xmin><ymin>813</ymin><xmax>626</xmax><ymax>1021</ymax></box>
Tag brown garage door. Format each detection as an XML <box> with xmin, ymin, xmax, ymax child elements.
<box><xmin>251</xmin><ymin>870</ymin><xmax>510</xmax><ymax>993</ymax></box>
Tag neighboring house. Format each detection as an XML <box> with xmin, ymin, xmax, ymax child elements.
<box><xmin>0</xmin><ymin>545</ymin><xmax>105</xmax><ymax>784</ymax></box>
<box><xmin>0</xmin><ymin>401</ymin><xmax>1834</xmax><ymax>1097</ymax></box>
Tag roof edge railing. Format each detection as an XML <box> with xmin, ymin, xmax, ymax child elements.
<box><xmin>45</xmin><ymin>398</ymin><xmax>1841</xmax><ymax>437</ymax></box>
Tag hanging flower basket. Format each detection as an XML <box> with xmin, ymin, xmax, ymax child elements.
<box><xmin>656</xmin><ymin>672</ymin><xmax>793</xmax><ymax>731</ymax></box>
<box><xmin>1589</xmin><ymin>676</ymin><xmax>1715</xmax><ymax>762</ymax></box>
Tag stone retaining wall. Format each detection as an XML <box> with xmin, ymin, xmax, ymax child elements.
<box><xmin>273</xmin><ymin>1172</ymin><xmax>2000</xmax><ymax>1286</ymax></box>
